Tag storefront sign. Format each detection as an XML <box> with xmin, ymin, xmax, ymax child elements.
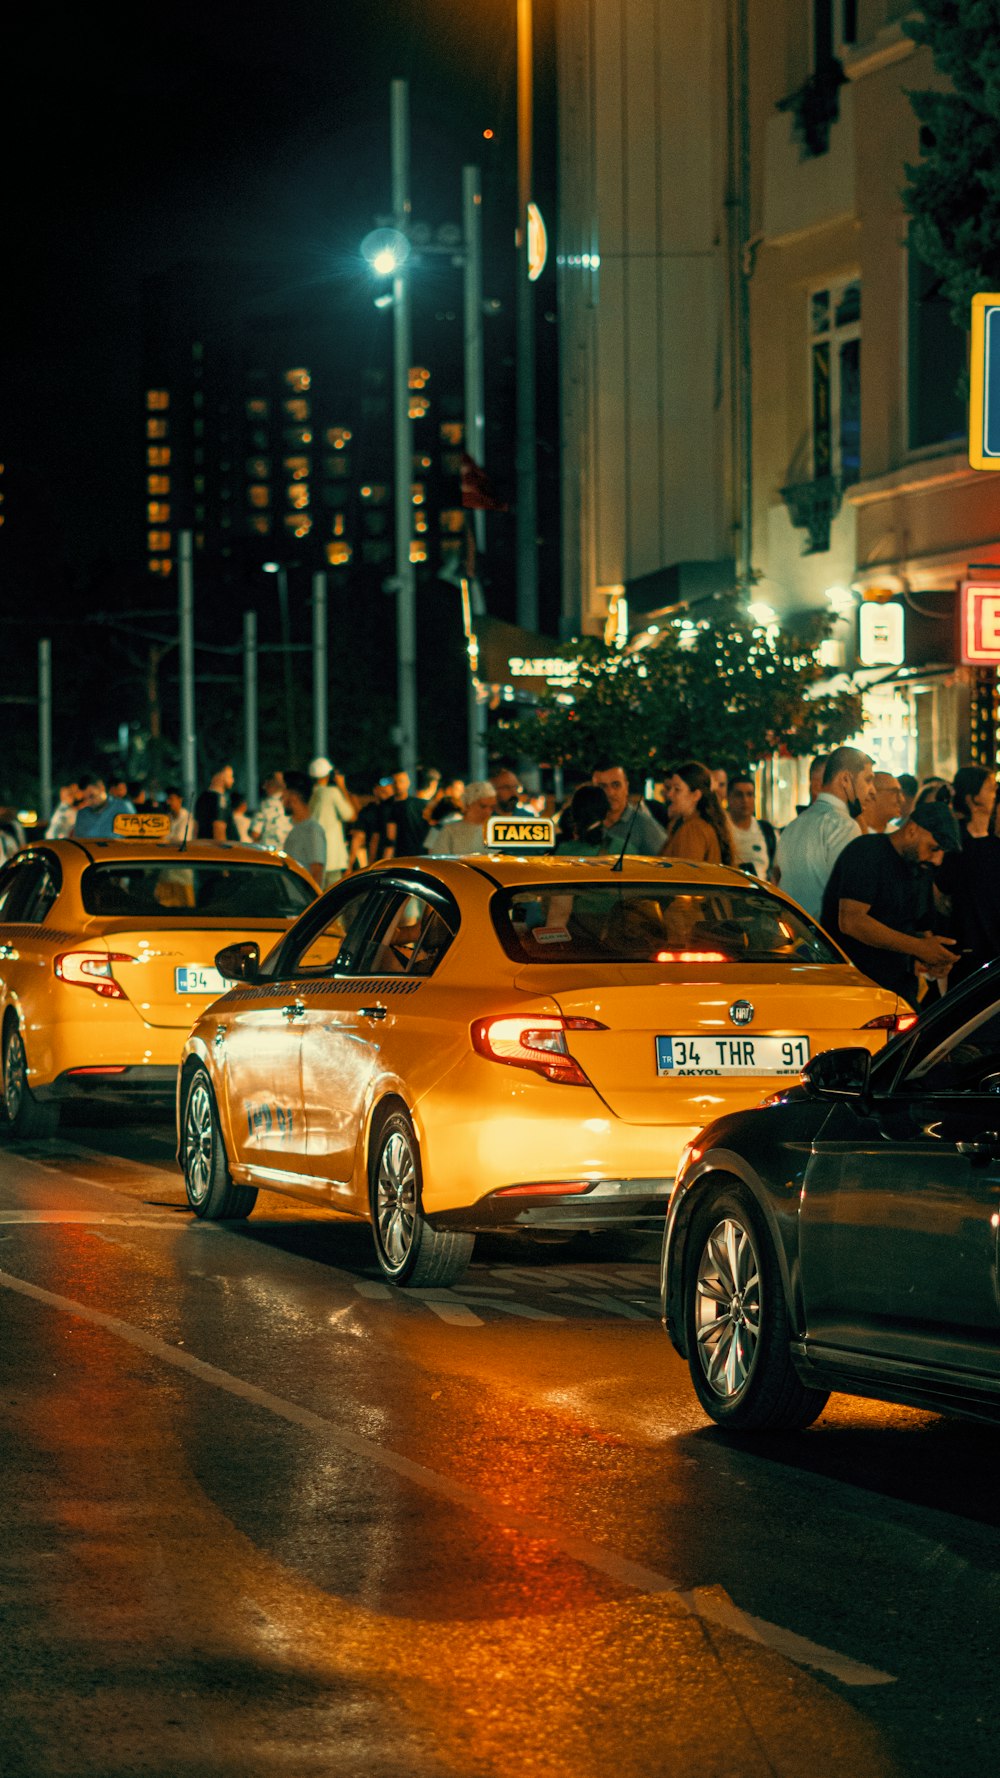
<box><xmin>961</xmin><ymin>581</ymin><xmax>1000</xmax><ymax>663</ymax></box>
<box><xmin>858</xmin><ymin>602</ymin><xmax>905</xmax><ymax>666</ymax></box>
<box><xmin>969</xmin><ymin>294</ymin><xmax>1000</xmax><ymax>471</ymax></box>
<box><xmin>507</xmin><ymin>656</ymin><xmax>579</xmax><ymax>687</ymax></box>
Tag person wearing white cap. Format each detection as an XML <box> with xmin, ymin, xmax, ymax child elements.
<box><xmin>308</xmin><ymin>757</ymin><xmax>356</xmax><ymax>887</ymax></box>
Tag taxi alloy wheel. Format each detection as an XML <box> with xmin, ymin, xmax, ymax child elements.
<box><xmin>183</xmin><ymin>1068</ymin><xmax>257</xmax><ymax>1222</ymax></box>
<box><xmin>2</xmin><ymin>1026</ymin><xmax>58</xmax><ymax>1139</ymax></box>
<box><xmin>684</xmin><ymin>1185</ymin><xmax>827</xmax><ymax>1432</ymax></box>
<box><xmin>370</xmin><ymin>1111</ymin><xmax>474</xmax><ymax>1288</ymax></box>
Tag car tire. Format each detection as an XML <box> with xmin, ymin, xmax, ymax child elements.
<box><xmin>370</xmin><ymin>1110</ymin><xmax>474</xmax><ymax>1287</ymax></box>
<box><xmin>182</xmin><ymin>1067</ymin><xmax>257</xmax><ymax>1221</ymax></box>
<box><xmin>2</xmin><ymin>1025</ymin><xmax>59</xmax><ymax>1139</ymax></box>
<box><xmin>683</xmin><ymin>1184</ymin><xmax>828</xmax><ymax>1432</ymax></box>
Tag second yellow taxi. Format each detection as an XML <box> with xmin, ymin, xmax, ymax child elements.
<box><xmin>177</xmin><ymin>853</ymin><xmax>907</xmax><ymax>1286</ymax></box>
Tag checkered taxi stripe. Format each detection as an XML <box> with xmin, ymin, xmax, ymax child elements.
<box><xmin>219</xmin><ymin>977</ymin><xmax>422</xmax><ymax>1005</ymax></box>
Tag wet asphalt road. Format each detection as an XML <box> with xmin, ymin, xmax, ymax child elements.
<box><xmin>0</xmin><ymin>1108</ymin><xmax>997</xmax><ymax>1778</ymax></box>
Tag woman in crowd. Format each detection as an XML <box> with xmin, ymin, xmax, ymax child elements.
<box><xmin>938</xmin><ymin>766</ymin><xmax>1000</xmax><ymax>987</ymax></box>
<box><xmin>661</xmin><ymin>760</ymin><xmax>733</xmax><ymax>865</ymax></box>
<box><xmin>554</xmin><ymin>784</ymin><xmax>611</xmax><ymax>856</ymax></box>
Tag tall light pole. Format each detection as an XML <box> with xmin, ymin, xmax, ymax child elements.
<box><xmin>38</xmin><ymin>639</ymin><xmax>52</xmax><ymax>822</ymax></box>
<box><xmin>178</xmin><ymin>529</ymin><xmax>197</xmax><ymax>810</ymax></box>
<box><xmin>516</xmin><ymin>0</ymin><xmax>539</xmax><ymax>632</ymax></box>
<box><xmin>391</xmin><ymin>80</ymin><xmax>418</xmax><ymax>780</ymax></box>
<box><xmin>463</xmin><ymin>163</ymin><xmax>489</xmax><ymax>781</ymax></box>
<box><xmin>243</xmin><ymin>610</ymin><xmax>258</xmax><ymax>802</ymax></box>
<box><xmin>312</xmin><ymin>570</ymin><xmax>328</xmax><ymax>763</ymax></box>
<box><xmin>263</xmin><ymin>562</ymin><xmax>296</xmax><ymax>763</ymax></box>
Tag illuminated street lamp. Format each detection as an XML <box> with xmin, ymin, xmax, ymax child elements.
<box><xmin>361</xmin><ymin>227</ymin><xmax>410</xmax><ymax>281</ymax></box>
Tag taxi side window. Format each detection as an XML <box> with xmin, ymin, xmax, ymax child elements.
<box><xmin>21</xmin><ymin>858</ymin><xmax>62</xmax><ymax>924</ymax></box>
<box><xmin>355</xmin><ymin>893</ymin><xmax>457</xmax><ymax>978</ymax></box>
<box><xmin>286</xmin><ymin>888</ymin><xmax>375</xmax><ymax>975</ymax></box>
<box><xmin>0</xmin><ymin>860</ymin><xmax>22</xmax><ymax>920</ymax></box>
<box><xmin>0</xmin><ymin>855</ymin><xmax>60</xmax><ymax>924</ymax></box>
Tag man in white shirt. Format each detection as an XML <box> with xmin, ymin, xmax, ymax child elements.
<box><xmin>773</xmin><ymin>746</ymin><xmax>875</xmax><ymax>919</ymax></box>
<box><xmin>249</xmin><ymin>773</ymin><xmax>292</xmax><ymax>849</ymax></box>
<box><xmin>307</xmin><ymin>756</ymin><xmax>355</xmax><ymax>885</ymax></box>
<box><xmin>427</xmin><ymin>781</ymin><xmax>498</xmax><ymax>855</ymax></box>
<box><xmin>45</xmin><ymin>783</ymin><xmax>81</xmax><ymax>839</ymax></box>
<box><xmin>727</xmin><ymin>774</ymin><xmax>770</xmax><ymax>877</ymax></box>
<box><xmin>165</xmin><ymin>786</ymin><xmax>194</xmax><ymax>843</ymax></box>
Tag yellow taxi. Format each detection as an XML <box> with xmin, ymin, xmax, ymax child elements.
<box><xmin>176</xmin><ymin>848</ymin><xmax>909</xmax><ymax>1287</ymax></box>
<box><xmin>0</xmin><ymin>817</ymin><xmax>317</xmax><ymax>1138</ymax></box>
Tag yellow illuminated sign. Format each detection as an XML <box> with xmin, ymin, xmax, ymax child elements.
<box><xmin>112</xmin><ymin>812</ymin><xmax>172</xmax><ymax>840</ymax></box>
<box><xmin>486</xmin><ymin>815</ymin><xmax>555</xmax><ymax>851</ymax></box>
<box><xmin>969</xmin><ymin>294</ymin><xmax>1000</xmax><ymax>470</ymax></box>
<box><xmin>527</xmin><ymin>204</ymin><xmax>548</xmax><ymax>282</ymax></box>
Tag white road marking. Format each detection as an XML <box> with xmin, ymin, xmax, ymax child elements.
<box><xmin>0</xmin><ymin>1264</ymin><xmax>895</xmax><ymax>1688</ymax></box>
<box><xmin>557</xmin><ymin>1291</ymin><xmax>655</xmax><ymax>1321</ymax></box>
<box><xmin>456</xmin><ymin>1296</ymin><xmax>564</xmax><ymax>1322</ymax></box>
<box><xmin>352</xmin><ymin>1280</ymin><xmax>393</xmax><ymax>1300</ymax></box>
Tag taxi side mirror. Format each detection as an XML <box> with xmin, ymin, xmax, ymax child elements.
<box><xmin>802</xmin><ymin>1046</ymin><xmax>871</xmax><ymax>1105</ymax></box>
<box><xmin>215</xmin><ymin>941</ymin><xmax>260</xmax><ymax>983</ymax></box>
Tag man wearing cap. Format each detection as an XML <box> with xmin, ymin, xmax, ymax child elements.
<box><xmin>820</xmin><ymin>801</ymin><xmax>961</xmax><ymax>1009</ymax></box>
<box><xmin>308</xmin><ymin>757</ymin><xmax>355</xmax><ymax>887</ymax></box>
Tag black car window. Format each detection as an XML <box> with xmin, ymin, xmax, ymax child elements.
<box><xmin>898</xmin><ymin>995</ymin><xmax>1000</xmax><ymax>1095</ymax></box>
<box><xmin>0</xmin><ymin>855</ymin><xmax>52</xmax><ymax>925</ymax></box>
<box><xmin>280</xmin><ymin>882</ymin><xmax>386</xmax><ymax>977</ymax></box>
<box><xmin>0</xmin><ymin>858</ymin><xmax>25</xmax><ymax>920</ymax></box>
<box><xmin>20</xmin><ymin>855</ymin><xmax>63</xmax><ymax>924</ymax></box>
<box><xmin>353</xmin><ymin>891</ymin><xmax>457</xmax><ymax>978</ymax></box>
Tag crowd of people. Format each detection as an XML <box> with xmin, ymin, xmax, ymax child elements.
<box><xmin>9</xmin><ymin>744</ymin><xmax>1000</xmax><ymax>1013</ymax></box>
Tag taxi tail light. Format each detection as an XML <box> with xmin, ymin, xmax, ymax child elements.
<box><xmin>655</xmin><ymin>950</ymin><xmax>728</xmax><ymax>963</ymax></box>
<box><xmin>470</xmin><ymin>1015</ymin><xmax>606</xmax><ymax>1086</ymax></box>
<box><xmin>494</xmin><ymin>1180</ymin><xmax>594</xmax><ymax>1198</ymax></box>
<box><xmin>54</xmin><ymin>951</ymin><xmax>135</xmax><ymax>1000</ymax></box>
<box><xmin>862</xmin><ymin>1012</ymin><xmax>918</xmax><ymax>1034</ymax></box>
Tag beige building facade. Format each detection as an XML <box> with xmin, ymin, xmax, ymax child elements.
<box><xmin>556</xmin><ymin>0</ymin><xmax>1000</xmax><ymax>798</ymax></box>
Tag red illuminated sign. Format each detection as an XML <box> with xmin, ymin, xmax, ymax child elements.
<box><xmin>961</xmin><ymin>582</ymin><xmax>1000</xmax><ymax>663</ymax></box>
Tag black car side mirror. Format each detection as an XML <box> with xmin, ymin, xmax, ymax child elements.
<box><xmin>802</xmin><ymin>1046</ymin><xmax>872</xmax><ymax>1104</ymax></box>
<box><xmin>215</xmin><ymin>941</ymin><xmax>260</xmax><ymax>983</ymax></box>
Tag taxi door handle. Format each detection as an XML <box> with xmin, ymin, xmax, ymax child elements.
<box><xmin>281</xmin><ymin>1000</ymin><xmax>306</xmax><ymax>1021</ymax></box>
<box><xmin>359</xmin><ymin>1005</ymin><xmax>387</xmax><ymax>1020</ymax></box>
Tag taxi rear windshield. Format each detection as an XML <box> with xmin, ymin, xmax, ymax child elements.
<box><xmin>494</xmin><ymin>882</ymin><xmax>840</xmax><ymax>965</ymax></box>
<box><xmin>80</xmin><ymin>862</ymin><xmax>315</xmax><ymax>920</ymax></box>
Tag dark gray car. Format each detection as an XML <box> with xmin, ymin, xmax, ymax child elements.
<box><xmin>661</xmin><ymin>961</ymin><xmax>1000</xmax><ymax>1430</ymax></box>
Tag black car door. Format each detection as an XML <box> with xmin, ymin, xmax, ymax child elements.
<box><xmin>799</xmin><ymin>996</ymin><xmax>1000</xmax><ymax>1378</ymax></box>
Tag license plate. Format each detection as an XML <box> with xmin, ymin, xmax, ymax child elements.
<box><xmin>655</xmin><ymin>1034</ymin><xmax>811</xmax><ymax>1076</ymax></box>
<box><xmin>175</xmin><ymin>966</ymin><xmax>227</xmax><ymax>995</ymax></box>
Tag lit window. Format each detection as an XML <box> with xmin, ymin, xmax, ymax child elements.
<box><xmin>287</xmin><ymin>484</ymin><xmax>310</xmax><ymax>510</ymax></box>
<box><xmin>333</xmin><ymin>513</ymin><xmax>346</xmax><ymax>536</ymax></box>
<box><xmin>284</xmin><ymin>455</ymin><xmax>310</xmax><ymax>480</ymax></box>
<box><xmin>246</xmin><ymin>456</ymin><xmax>270</xmax><ymax>478</ymax></box>
<box><xmin>147</xmin><ymin>502</ymin><xmax>171</xmax><ymax>523</ymax></box>
<box><xmin>809</xmin><ymin>277</ymin><xmax>861</xmax><ymax>486</ymax></box>
<box><xmin>283</xmin><ymin>426</ymin><xmax>312</xmax><ymax>446</ymax></box>
<box><xmin>248</xmin><ymin>485</ymin><xmax>271</xmax><ymax>508</ymax></box>
<box><xmin>284</xmin><ymin>514</ymin><xmax>312</xmax><ymax>536</ymax></box>
<box><xmin>147</xmin><ymin>447</ymin><xmax>171</xmax><ymax>468</ymax></box>
<box><xmin>284</xmin><ymin>398</ymin><xmax>310</xmax><ymax>421</ymax></box>
<box><xmin>246</xmin><ymin>398</ymin><xmax>269</xmax><ymax>418</ymax></box>
<box><xmin>250</xmin><ymin>515</ymin><xmax>272</xmax><ymax>535</ymax></box>
<box><xmin>440</xmin><ymin>422</ymin><xmax>463</xmax><ymax>446</ymax></box>
<box><xmin>408</xmin><ymin>366</ymin><xmax>431</xmax><ymax>389</ymax></box>
<box><xmin>411</xmin><ymin>482</ymin><xmax>426</xmax><ymax>505</ymax></box>
<box><xmin>148</xmin><ymin>530</ymin><xmax>171</xmax><ymax>551</ymax></box>
<box><xmin>415</xmin><ymin>454</ymin><xmax>432</xmax><ymax>470</ymax></box>
<box><xmin>146</xmin><ymin>390</ymin><xmax>169</xmax><ymax>411</ymax></box>
<box><xmin>408</xmin><ymin>395</ymin><xmax>431</xmax><ymax>420</ymax></box>
<box><xmin>325</xmin><ymin>427</ymin><xmax>352</xmax><ymax>449</ymax></box>
<box><xmin>410</xmin><ymin>540</ymin><xmax>428</xmax><ymax>563</ymax></box>
<box><xmin>147</xmin><ymin>419</ymin><xmax>169</xmax><ymax>440</ymax></box>
<box><xmin>415</xmin><ymin>515</ymin><xmax>428</xmax><ymax>534</ymax></box>
<box><xmin>149</xmin><ymin>557</ymin><xmax>173</xmax><ymax>576</ymax></box>
<box><xmin>147</xmin><ymin>475</ymin><xmax>170</xmax><ymax>495</ymax></box>
<box><xmin>440</xmin><ymin>509</ymin><xmax>465</xmax><ymax>534</ymax></box>
<box><xmin>360</xmin><ymin>483</ymin><xmax>388</xmax><ymax>503</ymax></box>
<box><xmin>284</xmin><ymin>368</ymin><xmax>311</xmax><ymax>392</ymax></box>
<box><xmin>326</xmin><ymin>540</ymin><xmax>352</xmax><ymax>566</ymax></box>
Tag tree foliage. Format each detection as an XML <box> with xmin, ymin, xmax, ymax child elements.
<box><xmin>497</xmin><ymin>616</ymin><xmax>862</xmax><ymax>783</ymax></box>
<box><xmin>903</xmin><ymin>0</ymin><xmax>1000</xmax><ymax>325</ymax></box>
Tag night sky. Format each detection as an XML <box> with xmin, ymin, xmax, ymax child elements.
<box><xmin>2</xmin><ymin>2</ymin><xmax>556</xmax><ymax>792</ymax></box>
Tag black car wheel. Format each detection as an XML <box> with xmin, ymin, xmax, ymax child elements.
<box><xmin>182</xmin><ymin>1068</ymin><xmax>257</xmax><ymax>1221</ymax></box>
<box><xmin>684</xmin><ymin>1184</ymin><xmax>828</xmax><ymax>1431</ymax></box>
<box><xmin>369</xmin><ymin>1110</ymin><xmax>474</xmax><ymax>1287</ymax></box>
<box><xmin>2</xmin><ymin>1025</ymin><xmax>59</xmax><ymax>1139</ymax></box>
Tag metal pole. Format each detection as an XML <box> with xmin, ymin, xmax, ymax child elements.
<box><xmin>243</xmin><ymin>610</ymin><xmax>258</xmax><ymax>805</ymax></box>
<box><xmin>38</xmin><ymin>638</ymin><xmax>52</xmax><ymax>824</ymax></box>
<box><xmin>736</xmin><ymin>0</ymin><xmax>754</xmax><ymax>596</ymax></box>
<box><xmin>463</xmin><ymin>163</ymin><xmax>489</xmax><ymax>781</ymax></box>
<box><xmin>516</xmin><ymin>0</ymin><xmax>539</xmax><ymax>632</ymax></box>
<box><xmin>178</xmin><ymin>530</ymin><xmax>197</xmax><ymax>810</ymax></box>
<box><xmin>276</xmin><ymin>566</ymin><xmax>296</xmax><ymax>763</ymax></box>
<box><xmin>312</xmin><ymin>571</ymin><xmax>328</xmax><ymax>763</ymax></box>
<box><xmin>391</xmin><ymin>78</ymin><xmax>418</xmax><ymax>780</ymax></box>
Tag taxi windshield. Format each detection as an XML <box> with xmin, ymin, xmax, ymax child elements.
<box><xmin>494</xmin><ymin>882</ymin><xmax>839</xmax><ymax>965</ymax></box>
<box><xmin>80</xmin><ymin>861</ymin><xmax>315</xmax><ymax>920</ymax></box>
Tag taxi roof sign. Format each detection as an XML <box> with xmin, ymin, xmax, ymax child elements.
<box><xmin>969</xmin><ymin>294</ymin><xmax>1000</xmax><ymax>470</ymax></box>
<box><xmin>112</xmin><ymin>811</ymin><xmax>172</xmax><ymax>840</ymax></box>
<box><xmin>485</xmin><ymin>814</ymin><xmax>555</xmax><ymax>853</ymax></box>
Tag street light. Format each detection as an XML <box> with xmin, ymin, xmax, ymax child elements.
<box><xmin>361</xmin><ymin>227</ymin><xmax>410</xmax><ymax>280</ymax></box>
<box><xmin>263</xmin><ymin>561</ymin><xmax>297</xmax><ymax>763</ymax></box>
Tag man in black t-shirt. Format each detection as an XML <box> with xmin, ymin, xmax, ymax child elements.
<box><xmin>194</xmin><ymin>765</ymin><xmax>239</xmax><ymax>843</ymax></box>
<box><xmin>382</xmin><ymin>770</ymin><xmax>428</xmax><ymax>860</ymax></box>
<box><xmin>820</xmin><ymin>801</ymin><xmax>960</xmax><ymax>1007</ymax></box>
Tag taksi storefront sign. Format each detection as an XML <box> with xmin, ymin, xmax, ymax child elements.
<box><xmin>961</xmin><ymin>582</ymin><xmax>1000</xmax><ymax>663</ymax></box>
